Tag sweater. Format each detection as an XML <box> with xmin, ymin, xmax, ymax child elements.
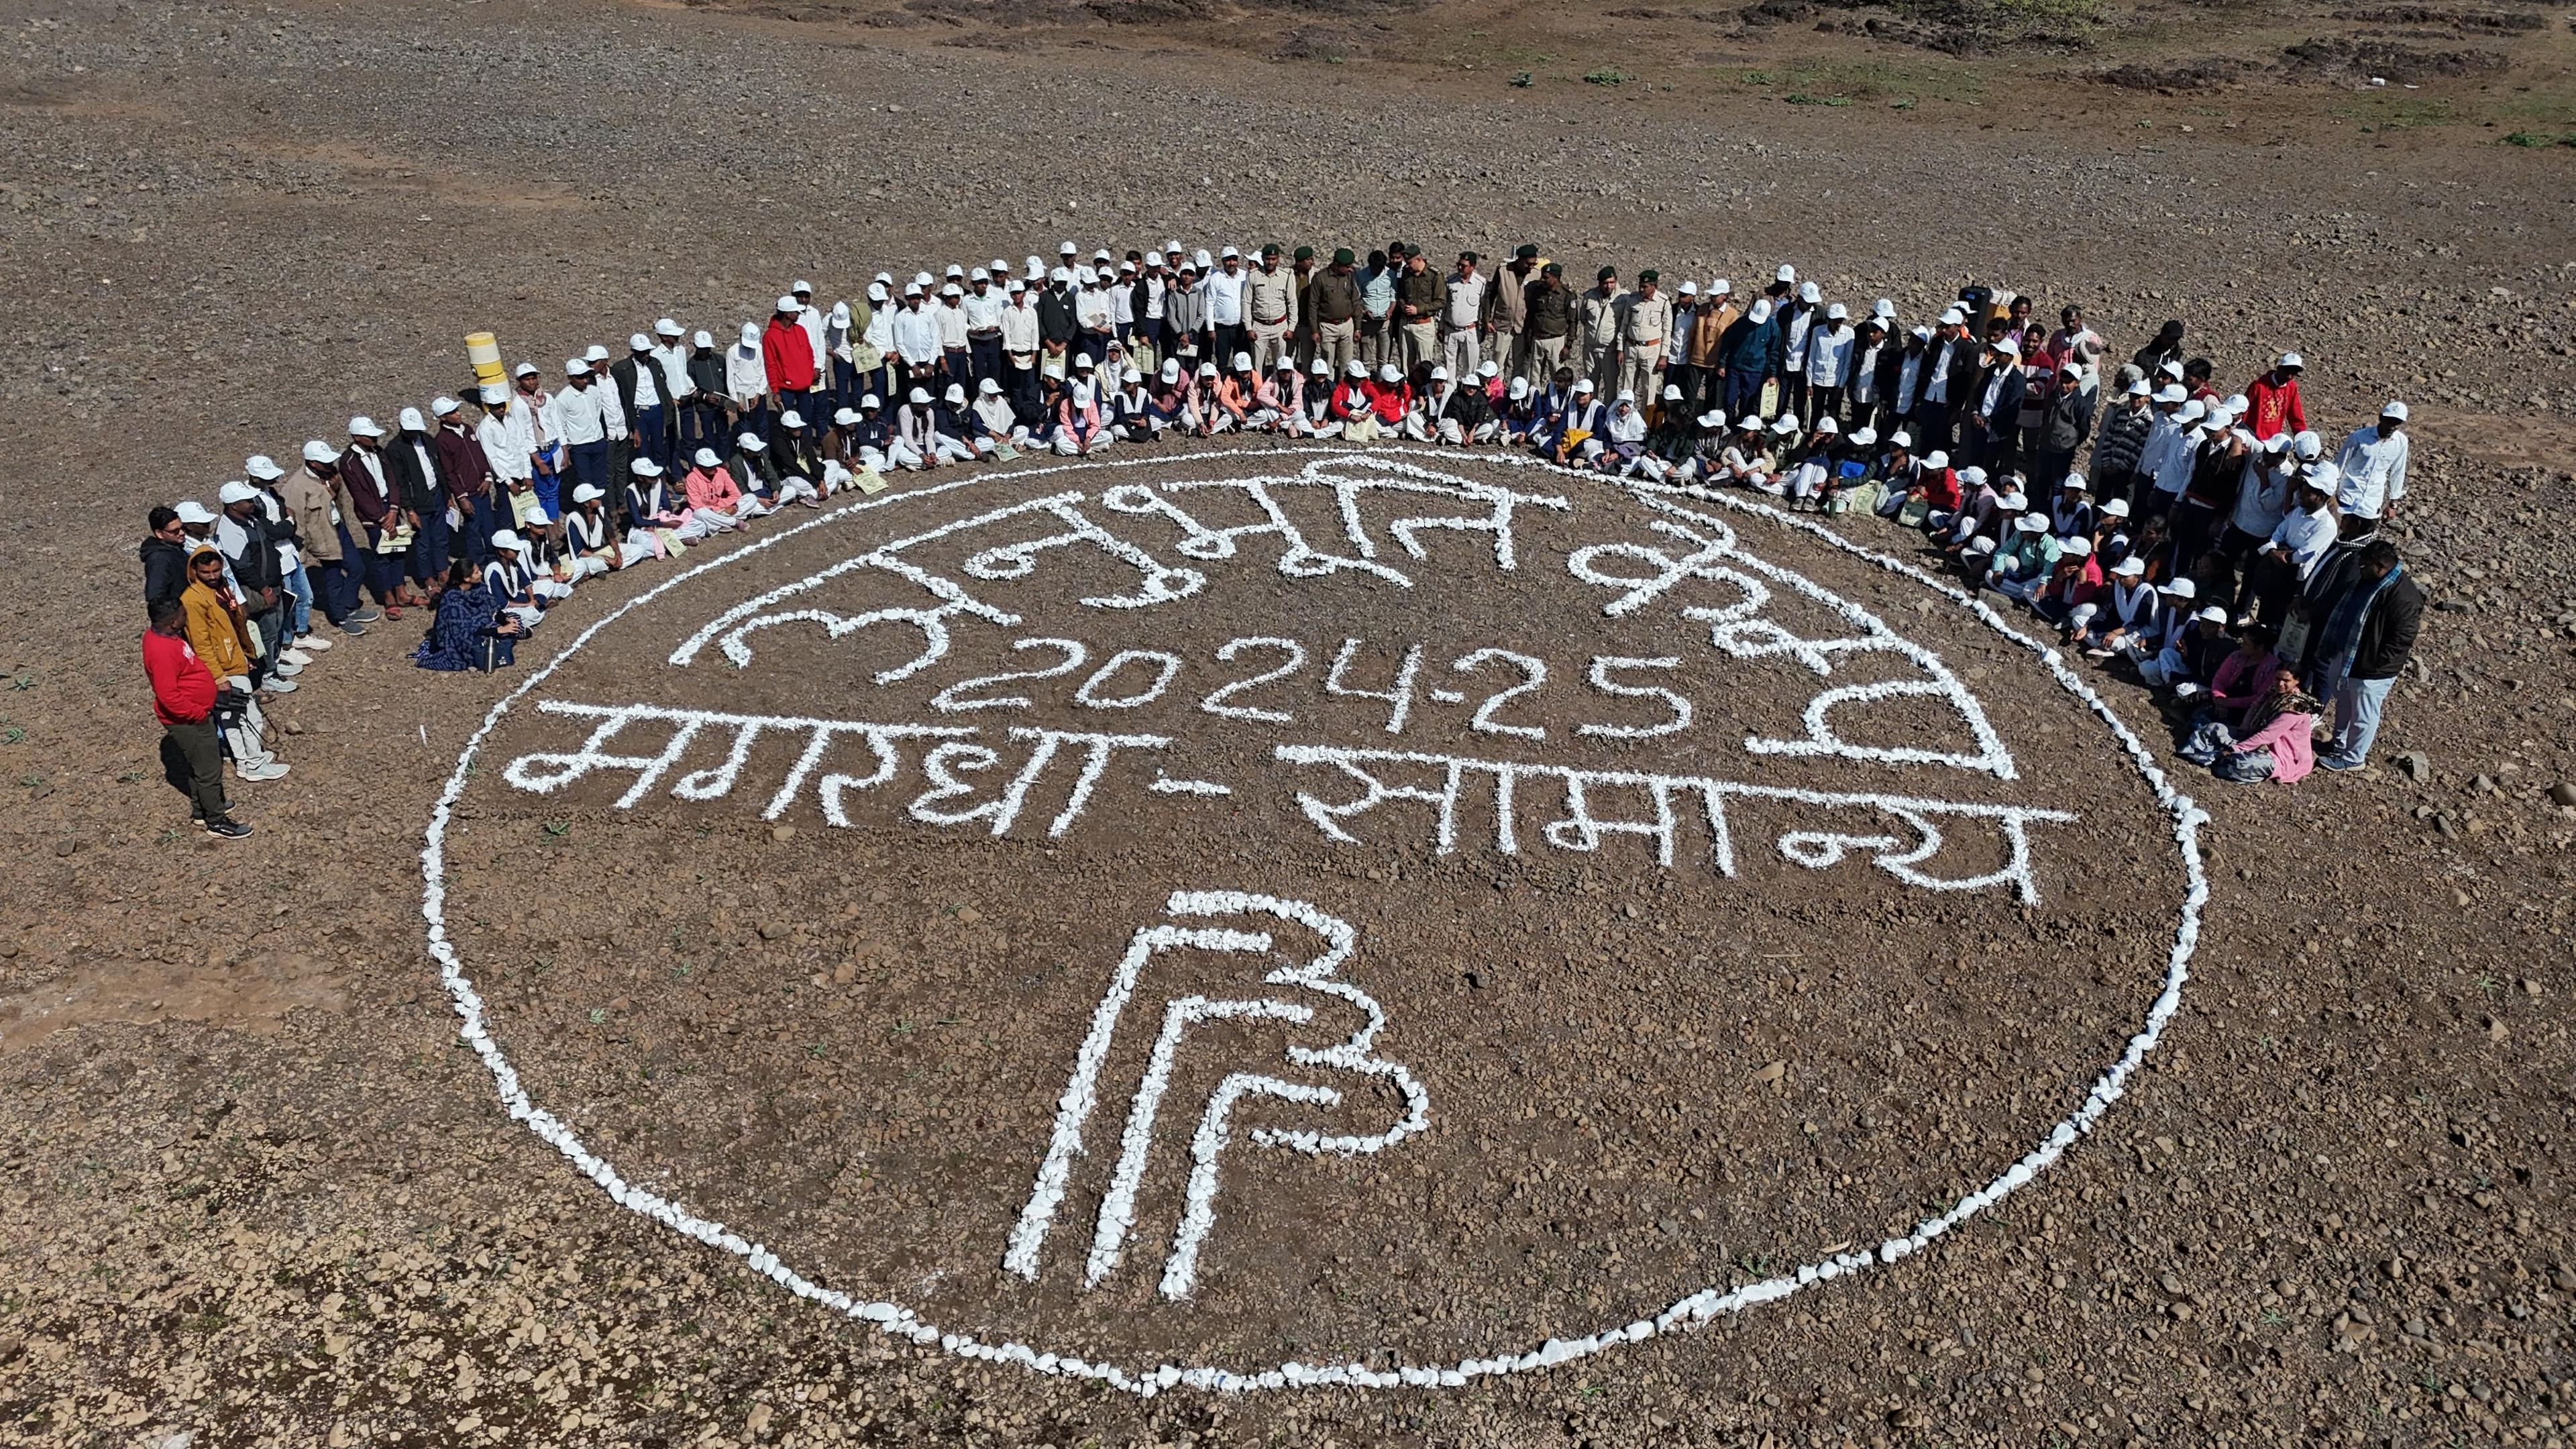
<box><xmin>144</xmin><ymin>627</ymin><xmax>217</xmax><ymax>725</ymax></box>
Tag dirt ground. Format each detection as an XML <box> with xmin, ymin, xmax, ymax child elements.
<box><xmin>3</xmin><ymin>0</ymin><xmax>2575</xmax><ymax>1444</ymax></box>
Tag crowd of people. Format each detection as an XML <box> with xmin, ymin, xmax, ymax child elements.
<box><xmin>138</xmin><ymin>239</ymin><xmax>2427</xmax><ymax>836</ymax></box>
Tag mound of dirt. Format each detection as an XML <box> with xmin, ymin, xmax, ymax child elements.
<box><xmin>2279</xmin><ymin>34</ymin><xmax>2511</xmax><ymax>79</ymax></box>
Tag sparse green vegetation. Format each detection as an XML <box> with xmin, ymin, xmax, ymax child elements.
<box><xmin>1583</xmin><ymin>66</ymin><xmax>1630</xmax><ymax>86</ymax></box>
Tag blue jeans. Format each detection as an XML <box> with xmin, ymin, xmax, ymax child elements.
<box><xmin>283</xmin><ymin>561</ymin><xmax>315</xmax><ymax>636</ymax></box>
<box><xmin>633</xmin><ymin>404</ymin><xmax>669</xmax><ymax>472</ymax></box>
<box><xmin>1724</xmin><ymin>369</ymin><xmax>1765</xmax><ymax>421</ymax></box>
<box><xmin>2330</xmin><ymin>675</ymin><xmax>2395</xmax><ymax>763</ymax></box>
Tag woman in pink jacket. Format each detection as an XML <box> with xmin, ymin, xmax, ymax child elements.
<box><xmin>2180</xmin><ymin>668</ymin><xmax>2316</xmax><ymax>785</ymax></box>
<box><xmin>682</xmin><ymin>448</ymin><xmax>747</xmax><ymax>532</ymax></box>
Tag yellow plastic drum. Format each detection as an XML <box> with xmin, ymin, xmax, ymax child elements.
<box><xmin>466</xmin><ymin>330</ymin><xmax>505</xmax><ymax>386</ymax></box>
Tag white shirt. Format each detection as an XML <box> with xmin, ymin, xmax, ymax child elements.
<box><xmin>1109</xmin><ymin>282</ymin><xmax>1136</xmax><ymax>329</ymax></box>
<box><xmin>796</xmin><ymin>306</ymin><xmax>826</xmax><ymax>368</ymax></box>
<box><xmin>935</xmin><ymin>301</ymin><xmax>969</xmax><ymax>350</ymax></box>
<box><xmin>1203</xmin><ymin>268</ymin><xmax>1247</xmax><ymax>327</ymax></box>
<box><xmin>2332</xmin><ymin>425</ymin><xmax>2409</xmax><ymax>518</ymax></box>
<box><xmin>2268</xmin><ymin>503</ymin><xmax>2337</xmax><ymax>579</ymax></box>
<box><xmin>863</xmin><ymin>307</ymin><xmax>896</xmax><ymax>361</ymax></box>
<box><xmin>1001</xmin><ymin>299</ymin><xmax>1040</xmax><ymax>356</ymax></box>
<box><xmin>727</xmin><ymin>345</ymin><xmax>768</xmax><ymax>406</ymax></box>
<box><xmin>649</xmin><ymin>342</ymin><xmax>695</xmax><ymax>401</ymax></box>
<box><xmin>1923</xmin><ymin>338</ymin><xmax>1957</xmax><ymax>404</ymax></box>
<box><xmin>1805</xmin><ymin>325</ymin><xmax>1854</xmax><ymax>388</ymax></box>
<box><xmin>1141</xmin><ymin>275</ymin><xmax>1167</xmax><ymax>322</ymax></box>
<box><xmin>2229</xmin><ymin>458</ymin><xmax>2293</xmax><ymax>538</ymax></box>
<box><xmin>2139</xmin><ymin>413</ymin><xmax>2194</xmax><ymax>496</ymax></box>
<box><xmin>549</xmin><ymin>380</ymin><xmax>610</xmax><ymax>446</ymax></box>
<box><xmin>478</xmin><ymin>397</ymin><xmax>537</xmax><ymax>480</ymax></box>
<box><xmin>627</xmin><ymin>354</ymin><xmax>661</xmax><ymax>409</ymax></box>
<box><xmin>1075</xmin><ymin>287</ymin><xmax>1112</xmax><ymax>332</ymax></box>
<box><xmin>962</xmin><ymin>289</ymin><xmax>1007</xmax><ymax>333</ymax></box>
<box><xmin>892</xmin><ymin>305</ymin><xmax>943</xmax><ymax>366</ymax></box>
<box><xmin>1782</xmin><ymin>307</ymin><xmax>1816</xmax><ymax>369</ymax></box>
<box><xmin>594</xmin><ymin>375</ymin><xmax>627</xmax><ymax>437</ymax></box>
<box><xmin>1443</xmin><ymin>271</ymin><xmax>1488</xmax><ymax>329</ymax></box>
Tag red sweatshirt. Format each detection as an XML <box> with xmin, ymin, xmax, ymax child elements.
<box><xmin>144</xmin><ymin>627</ymin><xmax>217</xmax><ymax>725</ymax></box>
<box><xmin>761</xmin><ymin>317</ymin><xmax>818</xmax><ymax>393</ymax></box>
<box><xmin>2244</xmin><ymin>373</ymin><xmax>2306</xmax><ymax>441</ymax></box>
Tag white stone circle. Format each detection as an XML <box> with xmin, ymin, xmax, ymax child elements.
<box><xmin>420</xmin><ymin>444</ymin><xmax>2208</xmax><ymax>1396</ymax></box>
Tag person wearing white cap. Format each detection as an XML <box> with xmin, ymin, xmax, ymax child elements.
<box><xmin>382</xmin><ymin>406</ymin><xmax>453</xmax><ymax>592</ymax></box>
<box><xmin>621</xmin><ymin>456</ymin><xmax>702</xmax><ymax>555</ymax></box>
<box><xmin>680</xmin><ymin>445</ymin><xmax>749</xmax><ymax>533</ymax></box>
<box><xmin>478</xmin><ymin>529</ymin><xmax>551</xmax><ymax>633</ymax></box>
<box><xmin>1986</xmin><ymin>511</ymin><xmax>2063</xmax><ymax>604</ymax></box>
<box><xmin>2240</xmin><ymin>463</ymin><xmax>2341</xmax><ymax>629</ymax></box>
<box><xmin>956</xmin><ymin>269</ymin><xmax>1007</xmax><ymax>391</ymax></box>
<box><xmin>722</xmin><ymin>431</ymin><xmax>790</xmax><ymax>514</ymax></box>
<box><xmin>2029</xmin><ymin>533</ymin><xmax>2103</xmax><ymax>628</ymax></box>
<box><xmin>1050</xmin><ymin>378</ymin><xmax>1112</xmax><ymax>457</ymax></box>
<box><xmin>767</xmin><ymin>409</ymin><xmax>824</xmax><ymax>506</ymax></box>
<box><xmin>1773</xmin><ymin>280</ymin><xmax>1821</xmax><ymax>422</ymax></box>
<box><xmin>1295</xmin><ymin>356</ymin><xmax>1340</xmax><ymax>439</ymax></box>
<box><xmin>724</xmin><ymin>321</ymin><xmax>771</xmax><ymax>445</ymax></box>
<box><xmin>2022</xmin><ymin>358</ymin><xmax>2092</xmax><ymax>492</ymax></box>
<box><xmin>1401</xmin><ymin>364</ymin><xmax>1457</xmax><ymax>445</ymax></box>
<box><xmin>1540</xmin><ymin>375</ymin><xmax>1602</xmax><ymax>467</ymax></box>
<box><xmin>544</xmin><ymin>360</ymin><xmax>613</xmax><ymax>542</ymax></box>
<box><xmin>1322</xmin><ymin>358</ymin><xmax>1376</xmax><ymax>442</ymax></box>
<box><xmin>886</xmin><ymin>285</ymin><xmax>943</xmax><ymax>408</ymax></box>
<box><xmin>1096</xmin><ymin>365</ymin><xmax>1150</xmax><ymax>445</ymax></box>
<box><xmin>2140</xmin><ymin>600</ymin><xmax>2235</xmax><ymax>690</ymax></box>
<box><xmin>1955</xmin><ymin>335</ymin><xmax>2025</xmax><ymax>472</ymax></box>
<box><xmin>1912</xmin><ymin>307</ymin><xmax>1974</xmax><ymax>452</ymax></box>
<box><xmin>1801</xmin><ymin>301</ymin><xmax>1855</xmax><ymax>429</ymax></box>
<box><xmin>2088</xmin><ymin>370</ymin><xmax>2155</xmax><ymax>503</ymax></box>
<box><xmin>561</xmin><ymin>482</ymin><xmax>651</xmax><ymax>580</ymax></box>
<box><xmin>612</xmin><ymin>334</ymin><xmax>674</xmax><ymax>476</ymax></box>
<box><xmin>2241</xmin><ymin>352</ymin><xmax>2306</xmax><ymax>442</ymax></box>
<box><xmin>276</xmin><ymin>441</ymin><xmax>368</xmax><ymax>634</ymax></box>
<box><xmin>236</xmin><ymin>452</ymin><xmax>319</xmax><ymax>655</ymax></box>
<box><xmin>2072</xmin><ymin>555</ymin><xmax>2162</xmax><ymax>657</ymax></box>
<box><xmin>2133</xmin><ymin>385</ymin><xmax>2200</xmax><ymax>515</ymax></box>
<box><xmin>334</xmin><ymin>415</ymin><xmax>419</xmax><ymax>616</ymax></box>
<box><xmin>142</xmin><ymin>584</ymin><xmax>262</xmax><ymax>831</ymax></box>
<box><xmin>209</xmin><ymin>480</ymin><xmax>299</xmax><ymax>687</ymax></box>
<box><xmin>763</xmin><ymin>293</ymin><xmax>820</xmax><ymax>426</ymax></box>
<box><xmin>425</xmin><ymin>395</ymin><xmax>500</xmax><ymax>572</ymax></box>
<box><xmin>1249</xmin><ymin>356</ymin><xmax>1302</xmax><ymax>437</ymax></box>
<box><xmin>1715</xmin><ymin>296</ymin><xmax>1783</xmax><ymax>422</ymax></box>
<box><xmin>2330</xmin><ymin>400</ymin><xmax>2409</xmax><ymax>521</ymax></box>
<box><xmin>894</xmin><ymin>386</ymin><xmax>972</xmax><ymax>468</ymax></box>
<box><xmin>967</xmin><ymin>377</ymin><xmax>1030</xmax><ymax>453</ymax></box>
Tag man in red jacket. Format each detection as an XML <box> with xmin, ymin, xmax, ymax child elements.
<box><xmin>761</xmin><ymin>295</ymin><xmax>818</xmax><ymax>427</ymax></box>
<box><xmin>2244</xmin><ymin>352</ymin><xmax>2307</xmax><ymax>441</ymax></box>
<box><xmin>144</xmin><ymin>600</ymin><xmax>250</xmax><ymax>837</ymax></box>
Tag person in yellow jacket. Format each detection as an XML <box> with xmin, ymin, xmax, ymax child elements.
<box><xmin>179</xmin><ymin>547</ymin><xmax>288</xmax><ymax>778</ymax></box>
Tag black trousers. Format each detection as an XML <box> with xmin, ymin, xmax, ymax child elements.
<box><xmin>162</xmin><ymin>718</ymin><xmax>227</xmax><ymax>821</ymax></box>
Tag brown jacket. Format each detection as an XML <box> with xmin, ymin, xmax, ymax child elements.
<box><xmin>1489</xmin><ymin>264</ymin><xmax>1534</xmax><ymax>335</ymax></box>
<box><xmin>277</xmin><ymin>466</ymin><xmax>341</xmax><ymax>562</ymax></box>
<box><xmin>181</xmin><ymin>578</ymin><xmax>252</xmax><ymax>680</ymax></box>
<box><xmin>1688</xmin><ymin>302</ymin><xmax>1740</xmax><ymax>369</ymax></box>
<box><xmin>1307</xmin><ymin>270</ymin><xmax>1362</xmax><ymax>326</ymax></box>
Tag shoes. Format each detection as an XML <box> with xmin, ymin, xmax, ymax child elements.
<box><xmin>204</xmin><ymin>816</ymin><xmax>254</xmax><ymax>839</ymax></box>
<box><xmin>382</xmin><ymin>605</ymin><xmax>405</xmax><ymax>619</ymax></box>
<box><xmin>338</xmin><ymin>621</ymin><xmax>369</xmax><ymax>637</ymax></box>
<box><xmin>2317</xmin><ymin>751</ymin><xmax>2365</xmax><ymax>772</ymax></box>
<box><xmin>297</xmin><ymin>635</ymin><xmax>332</xmax><ymax>651</ymax></box>
<box><xmin>262</xmin><ymin>678</ymin><xmax>299</xmax><ymax>694</ymax></box>
<box><xmin>347</xmin><ymin>606</ymin><xmax>384</xmax><ymax>624</ymax></box>
<box><xmin>280</xmin><ymin>647</ymin><xmax>313</xmax><ymax>668</ymax></box>
<box><xmin>272</xmin><ymin>657</ymin><xmax>304</xmax><ymax>677</ymax></box>
<box><xmin>235</xmin><ymin>759</ymin><xmax>290</xmax><ymax>782</ymax></box>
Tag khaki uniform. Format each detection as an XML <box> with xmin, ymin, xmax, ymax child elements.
<box><xmin>1574</xmin><ymin>285</ymin><xmax>1627</xmax><ymax>393</ymax></box>
<box><xmin>1246</xmin><ymin>266</ymin><xmax>1299</xmax><ymax>374</ymax></box>
<box><xmin>1617</xmin><ymin>290</ymin><xmax>1675</xmax><ymax>406</ymax></box>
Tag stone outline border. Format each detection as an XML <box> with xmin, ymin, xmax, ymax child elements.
<box><xmin>419</xmin><ymin>443</ymin><xmax>2207</xmax><ymax>1396</ymax></box>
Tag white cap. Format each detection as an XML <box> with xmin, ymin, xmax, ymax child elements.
<box><xmin>2300</xmin><ymin>461</ymin><xmax>2341</xmax><ymax>488</ymax></box>
<box><xmin>491</xmin><ymin>529</ymin><xmax>525</xmax><ymax>552</ymax></box>
<box><xmin>572</xmin><ymin>483</ymin><xmax>604</xmax><ymax>504</ymax></box>
<box><xmin>1958</xmin><ymin>466</ymin><xmax>1988</xmax><ymax>486</ymax></box>
<box><xmin>1073</xmin><ymin>381</ymin><xmax>1095</xmax><ymax>405</ymax></box>
<box><xmin>2195</xmin><ymin>605</ymin><xmax>2229</xmax><ymax>624</ymax></box>
<box><xmin>736</xmin><ymin>433</ymin><xmax>767</xmax><ymax>452</ymax></box>
<box><xmin>1233</xmin><ymin>351</ymin><xmax>1254</xmax><ymax>371</ymax></box>
<box><xmin>2155</xmin><ymin>383</ymin><xmax>2187</xmax><ymax>404</ymax></box>
<box><xmin>1770</xmin><ymin>414</ymin><xmax>1799</xmax><ymax>434</ymax></box>
<box><xmin>833</xmin><ymin>407</ymin><xmax>861</xmax><ymax>425</ymax></box>
<box><xmin>655</xmin><ymin>317</ymin><xmax>684</xmax><ymax>337</ymax></box>
<box><xmin>631</xmin><ymin>458</ymin><xmax>665</xmax><ymax>476</ymax></box>
<box><xmin>970</xmin><ymin>267</ymin><xmax>990</xmax><ymax>282</ymax></box>
<box><xmin>1873</xmin><ymin>299</ymin><xmax>1896</xmax><ymax>319</ymax></box>
<box><xmin>1193</xmin><ymin>248</ymin><xmax>1214</xmax><ymax>270</ymax></box>
<box><xmin>1923</xmin><ymin>450</ymin><xmax>1949</xmax><ymax>469</ymax></box>
<box><xmin>694</xmin><ymin>447</ymin><xmax>721</xmax><ymax>468</ymax></box>
<box><xmin>694</xmin><ymin>329</ymin><xmax>714</xmax><ymax>347</ymax></box>
<box><xmin>1825</xmin><ymin>302</ymin><xmax>1847</xmax><ymax>321</ymax></box>
<box><xmin>1478</xmin><ymin>360</ymin><xmax>1501</xmax><ymax>378</ymax></box>
<box><xmin>513</xmin><ymin>361</ymin><xmax>539</xmax><ymax>377</ymax></box>
<box><xmin>1997</xmin><ymin>489</ymin><xmax>2027</xmax><ymax>510</ymax></box>
<box><xmin>2111</xmin><ymin>556</ymin><xmax>2146</xmax><ymax>576</ymax></box>
<box><xmin>480</xmin><ymin>382</ymin><xmax>508</xmax><ymax>404</ymax></box>
<box><xmin>830</xmin><ymin>301</ymin><xmax>851</xmax><ymax>323</ymax></box>
<box><xmin>2381</xmin><ymin>399</ymin><xmax>2408</xmax><ymax>421</ymax></box>
<box><xmin>302</xmin><ymin>439</ymin><xmax>338</xmax><ymax>464</ymax></box>
<box><xmin>2015</xmin><ymin>511</ymin><xmax>2049</xmax><ymax>533</ymax></box>
<box><xmin>1346</xmin><ymin>360</ymin><xmax>1368</xmax><ymax>378</ymax></box>
<box><xmin>2126</xmin><ymin>378</ymin><xmax>2151</xmax><ymax>397</ymax></box>
<box><xmin>348</xmin><ymin>415</ymin><xmax>384</xmax><ymax>438</ymax></box>
<box><xmin>174</xmin><ymin>500</ymin><xmax>217</xmax><ymax>524</ymax></box>
<box><xmin>245</xmin><ymin>454</ymin><xmax>284</xmax><ymax>480</ymax></box>
<box><xmin>779</xmin><ymin>409</ymin><xmax>804</xmax><ymax>428</ymax></box>
<box><xmin>777</xmin><ymin>294</ymin><xmax>801</xmax><ymax>312</ymax></box>
<box><xmin>1938</xmin><ymin>307</ymin><xmax>1965</xmax><ymax>326</ymax></box>
<box><xmin>1163</xmin><ymin>360</ymin><xmax>1183</xmax><ymax>383</ymax></box>
<box><xmin>2161</xmin><ymin>578</ymin><xmax>2198</xmax><ymax>600</ymax></box>
<box><xmin>584</xmin><ymin>344</ymin><xmax>610</xmax><ymax>363</ymax></box>
<box><xmin>394</xmin><ymin>406</ymin><xmax>424</xmax><ymax>432</ymax></box>
<box><xmin>1311</xmin><ymin>358</ymin><xmax>1332</xmax><ymax>376</ymax></box>
<box><xmin>1277</xmin><ymin>356</ymin><xmax>1298</xmax><ymax>371</ymax></box>
<box><xmin>1797</xmin><ymin>281</ymin><xmax>1820</xmax><ymax>304</ymax></box>
<box><xmin>945</xmin><ymin>262</ymin><xmax>965</xmax><ymax>278</ymax></box>
<box><xmin>1059</xmin><ymin>239</ymin><xmax>1079</xmax><ymax>255</ymax></box>
<box><xmin>1678</xmin><ymin>281</ymin><xmax>1699</xmax><ymax>297</ymax></box>
<box><xmin>2277</xmin><ymin>351</ymin><xmax>2303</xmax><ymax>369</ymax></box>
<box><xmin>2060</xmin><ymin>535</ymin><xmax>2092</xmax><ymax>557</ymax></box>
<box><xmin>1220</xmin><ymin>244</ymin><xmax>1240</xmax><ymax>259</ymax></box>
<box><xmin>1509</xmin><ymin>376</ymin><xmax>1532</xmax><ymax>398</ymax></box>
<box><xmin>2294</xmin><ymin>430</ymin><xmax>2324</xmax><ymax>460</ymax></box>
<box><xmin>1662</xmin><ymin>383</ymin><xmax>1682</xmax><ymax>400</ymax></box>
<box><xmin>906</xmin><ymin>388</ymin><xmax>930</xmax><ymax>405</ymax></box>
<box><xmin>1774</xmin><ymin>264</ymin><xmax>1796</xmax><ymax>283</ymax></box>
<box><xmin>1711</xmin><ymin>279</ymin><xmax>1733</xmax><ymax>297</ymax></box>
<box><xmin>1571</xmin><ymin>377</ymin><xmax>1594</xmax><ymax>394</ymax></box>
<box><xmin>792</xmin><ymin>278</ymin><xmax>814</xmax><ymax>294</ymax></box>
<box><xmin>1991</xmin><ymin>338</ymin><xmax>2020</xmax><ymax>359</ymax></box>
<box><xmin>631</xmin><ymin>332</ymin><xmax>653</xmax><ymax>351</ymax></box>
<box><xmin>1849</xmin><ymin>426</ymin><xmax>1876</xmax><ymax>447</ymax></box>
<box><xmin>1382</xmin><ymin>364</ymin><xmax>1404</xmax><ymax>383</ymax></box>
<box><xmin>2175</xmin><ymin>400</ymin><xmax>2206</xmax><ymax>423</ymax></box>
<box><xmin>2100</xmin><ymin>497</ymin><xmax>2132</xmax><ymax>519</ymax></box>
<box><xmin>860</xmin><ymin>393</ymin><xmax>881</xmax><ymax>409</ymax></box>
<box><xmin>1814</xmin><ymin>415</ymin><xmax>1839</xmax><ymax>435</ymax></box>
<box><xmin>564</xmin><ymin>357</ymin><xmax>587</xmax><ymax>377</ymax></box>
<box><xmin>1613</xmin><ymin>386</ymin><xmax>1633</xmax><ymax>402</ymax></box>
<box><xmin>867</xmin><ymin>281</ymin><xmax>890</xmax><ymax>303</ymax></box>
<box><xmin>1074</xmin><ymin>352</ymin><xmax>1097</xmax><ymax>370</ymax></box>
<box><xmin>431</xmin><ymin>395</ymin><xmax>461</xmax><ymax>416</ymax></box>
<box><xmin>217</xmin><ymin>480</ymin><xmax>259</xmax><ymax>505</ymax></box>
<box><xmin>2061</xmin><ymin>471</ymin><xmax>2088</xmax><ymax>490</ymax></box>
<box><xmin>945</xmin><ymin>382</ymin><xmax>967</xmax><ymax>402</ymax></box>
<box><xmin>1888</xmin><ymin>429</ymin><xmax>1912</xmax><ymax>449</ymax></box>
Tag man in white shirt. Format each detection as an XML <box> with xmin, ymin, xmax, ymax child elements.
<box><xmin>791</xmin><ymin>280</ymin><xmax>826</xmax><ymax>368</ymax></box>
<box><xmin>999</xmin><ymin>280</ymin><xmax>1042</xmax><ymax>404</ymax></box>
<box><xmin>649</xmin><ymin>318</ymin><xmax>695</xmax><ymax>418</ymax></box>
<box><xmin>891</xmin><ymin>285</ymin><xmax>944</xmax><ymax>402</ymax></box>
<box><xmin>1441</xmin><ymin>252</ymin><xmax>1490</xmax><ymax>383</ymax></box>
<box><xmin>962</xmin><ymin>270</ymin><xmax>1008</xmax><ymax>389</ymax></box>
<box><xmin>1203</xmin><ymin>246</ymin><xmax>1250</xmax><ymax>372</ymax></box>
<box><xmin>1803</xmin><ymin>303</ymin><xmax>1855</xmax><ymax>428</ymax></box>
<box><xmin>2332</xmin><ymin>400</ymin><xmax>2410</xmax><ymax>521</ymax></box>
<box><xmin>936</xmin><ymin>282</ymin><xmax>973</xmax><ymax>394</ymax></box>
<box><xmin>550</xmin><ymin>358</ymin><xmax>612</xmax><ymax>519</ymax></box>
<box><xmin>2242</xmin><ymin>464</ymin><xmax>2341</xmax><ymax>625</ymax></box>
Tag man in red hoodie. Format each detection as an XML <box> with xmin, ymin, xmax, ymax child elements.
<box><xmin>2243</xmin><ymin>352</ymin><xmax>2307</xmax><ymax>441</ymax></box>
<box><xmin>761</xmin><ymin>294</ymin><xmax>818</xmax><ymax>428</ymax></box>
<box><xmin>144</xmin><ymin>599</ymin><xmax>250</xmax><ymax>837</ymax></box>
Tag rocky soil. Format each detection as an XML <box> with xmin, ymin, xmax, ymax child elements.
<box><xmin>1</xmin><ymin>0</ymin><xmax>2574</xmax><ymax>1445</ymax></box>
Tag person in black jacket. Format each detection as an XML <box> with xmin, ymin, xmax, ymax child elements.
<box><xmin>2317</xmin><ymin>539</ymin><xmax>2424</xmax><ymax>771</ymax></box>
<box><xmin>140</xmin><ymin>507</ymin><xmax>191</xmax><ymax>619</ymax></box>
<box><xmin>382</xmin><ymin>407</ymin><xmax>453</xmax><ymax>591</ymax></box>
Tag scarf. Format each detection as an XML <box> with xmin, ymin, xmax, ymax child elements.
<box><xmin>2316</xmin><ymin>563</ymin><xmax>2402</xmax><ymax>676</ymax></box>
